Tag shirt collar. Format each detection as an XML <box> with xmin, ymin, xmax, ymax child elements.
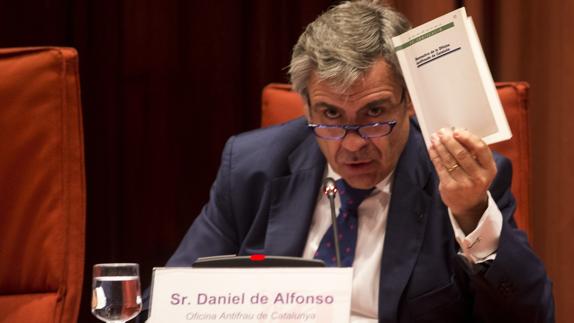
<box><xmin>325</xmin><ymin>163</ymin><xmax>394</xmax><ymax>196</ymax></box>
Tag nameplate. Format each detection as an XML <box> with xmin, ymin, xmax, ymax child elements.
<box><xmin>147</xmin><ymin>267</ymin><xmax>353</xmax><ymax>323</ymax></box>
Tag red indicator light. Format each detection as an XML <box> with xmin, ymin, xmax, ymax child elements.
<box><xmin>250</xmin><ymin>254</ymin><xmax>266</xmax><ymax>261</ymax></box>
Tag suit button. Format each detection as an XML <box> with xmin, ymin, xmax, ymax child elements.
<box><xmin>417</xmin><ymin>213</ymin><xmax>424</xmax><ymax>222</ymax></box>
<box><xmin>497</xmin><ymin>281</ymin><xmax>514</xmax><ymax>297</ymax></box>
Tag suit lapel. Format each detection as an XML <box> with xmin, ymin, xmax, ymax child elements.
<box><xmin>265</xmin><ymin>133</ymin><xmax>326</xmax><ymax>256</ymax></box>
<box><xmin>262</xmin><ymin>119</ymin><xmax>436</xmax><ymax>322</ymax></box>
<box><xmin>379</xmin><ymin>123</ymin><xmax>433</xmax><ymax>323</ymax></box>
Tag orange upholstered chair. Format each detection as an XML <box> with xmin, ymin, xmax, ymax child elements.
<box><xmin>0</xmin><ymin>48</ymin><xmax>86</xmax><ymax>323</ymax></box>
<box><xmin>261</xmin><ymin>82</ymin><xmax>531</xmax><ymax>237</ymax></box>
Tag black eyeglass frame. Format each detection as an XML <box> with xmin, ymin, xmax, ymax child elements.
<box><xmin>307</xmin><ymin>120</ymin><xmax>398</xmax><ymax>140</ymax></box>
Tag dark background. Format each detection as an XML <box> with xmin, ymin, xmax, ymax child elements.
<box><xmin>1</xmin><ymin>0</ymin><xmax>573</xmax><ymax>322</ymax></box>
<box><xmin>0</xmin><ymin>1</ymin><xmax>333</xmax><ymax>322</ymax></box>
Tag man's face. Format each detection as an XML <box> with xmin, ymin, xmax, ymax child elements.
<box><xmin>306</xmin><ymin>59</ymin><xmax>413</xmax><ymax>189</ymax></box>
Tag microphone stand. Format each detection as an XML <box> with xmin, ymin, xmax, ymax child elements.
<box><xmin>323</xmin><ymin>178</ymin><xmax>341</xmax><ymax>267</ymax></box>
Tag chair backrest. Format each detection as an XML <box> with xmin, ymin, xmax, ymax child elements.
<box><xmin>261</xmin><ymin>82</ymin><xmax>531</xmax><ymax>237</ymax></box>
<box><xmin>0</xmin><ymin>47</ymin><xmax>86</xmax><ymax>323</ymax></box>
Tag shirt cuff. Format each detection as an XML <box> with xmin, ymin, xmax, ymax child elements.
<box><xmin>448</xmin><ymin>191</ymin><xmax>502</xmax><ymax>264</ymax></box>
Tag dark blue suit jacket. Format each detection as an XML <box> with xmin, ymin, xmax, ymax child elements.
<box><xmin>164</xmin><ymin>117</ymin><xmax>554</xmax><ymax>322</ymax></box>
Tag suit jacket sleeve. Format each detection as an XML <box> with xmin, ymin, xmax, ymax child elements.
<box><xmin>463</xmin><ymin>154</ymin><xmax>555</xmax><ymax>322</ymax></box>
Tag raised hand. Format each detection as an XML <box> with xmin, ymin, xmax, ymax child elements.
<box><xmin>428</xmin><ymin>128</ymin><xmax>497</xmax><ymax>234</ymax></box>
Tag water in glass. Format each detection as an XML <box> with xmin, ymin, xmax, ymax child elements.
<box><xmin>92</xmin><ymin>264</ymin><xmax>142</xmax><ymax>323</ymax></box>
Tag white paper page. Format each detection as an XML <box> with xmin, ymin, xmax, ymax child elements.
<box><xmin>392</xmin><ymin>8</ymin><xmax>511</xmax><ymax>146</ymax></box>
<box><xmin>464</xmin><ymin>17</ymin><xmax>512</xmax><ymax>144</ymax></box>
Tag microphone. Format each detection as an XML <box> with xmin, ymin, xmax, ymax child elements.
<box><xmin>322</xmin><ymin>177</ymin><xmax>341</xmax><ymax>267</ymax></box>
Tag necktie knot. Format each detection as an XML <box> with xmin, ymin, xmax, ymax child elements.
<box><xmin>336</xmin><ymin>179</ymin><xmax>374</xmax><ymax>212</ymax></box>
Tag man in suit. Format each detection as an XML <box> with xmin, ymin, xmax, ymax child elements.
<box><xmin>160</xmin><ymin>1</ymin><xmax>554</xmax><ymax>322</ymax></box>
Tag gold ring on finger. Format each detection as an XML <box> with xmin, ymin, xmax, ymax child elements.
<box><xmin>446</xmin><ymin>163</ymin><xmax>460</xmax><ymax>172</ymax></box>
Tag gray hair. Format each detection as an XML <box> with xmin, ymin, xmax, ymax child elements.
<box><xmin>289</xmin><ymin>0</ymin><xmax>411</xmax><ymax>103</ymax></box>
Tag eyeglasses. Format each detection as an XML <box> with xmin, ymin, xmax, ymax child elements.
<box><xmin>308</xmin><ymin>120</ymin><xmax>398</xmax><ymax>140</ymax></box>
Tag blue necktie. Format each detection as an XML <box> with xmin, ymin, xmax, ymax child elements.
<box><xmin>314</xmin><ymin>179</ymin><xmax>374</xmax><ymax>267</ymax></box>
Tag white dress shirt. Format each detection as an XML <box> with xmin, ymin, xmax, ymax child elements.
<box><xmin>302</xmin><ymin>165</ymin><xmax>503</xmax><ymax>322</ymax></box>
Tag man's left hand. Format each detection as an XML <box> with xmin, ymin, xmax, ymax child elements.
<box><xmin>428</xmin><ymin>128</ymin><xmax>497</xmax><ymax>234</ymax></box>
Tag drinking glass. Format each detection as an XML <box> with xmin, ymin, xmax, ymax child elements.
<box><xmin>91</xmin><ymin>263</ymin><xmax>142</xmax><ymax>323</ymax></box>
